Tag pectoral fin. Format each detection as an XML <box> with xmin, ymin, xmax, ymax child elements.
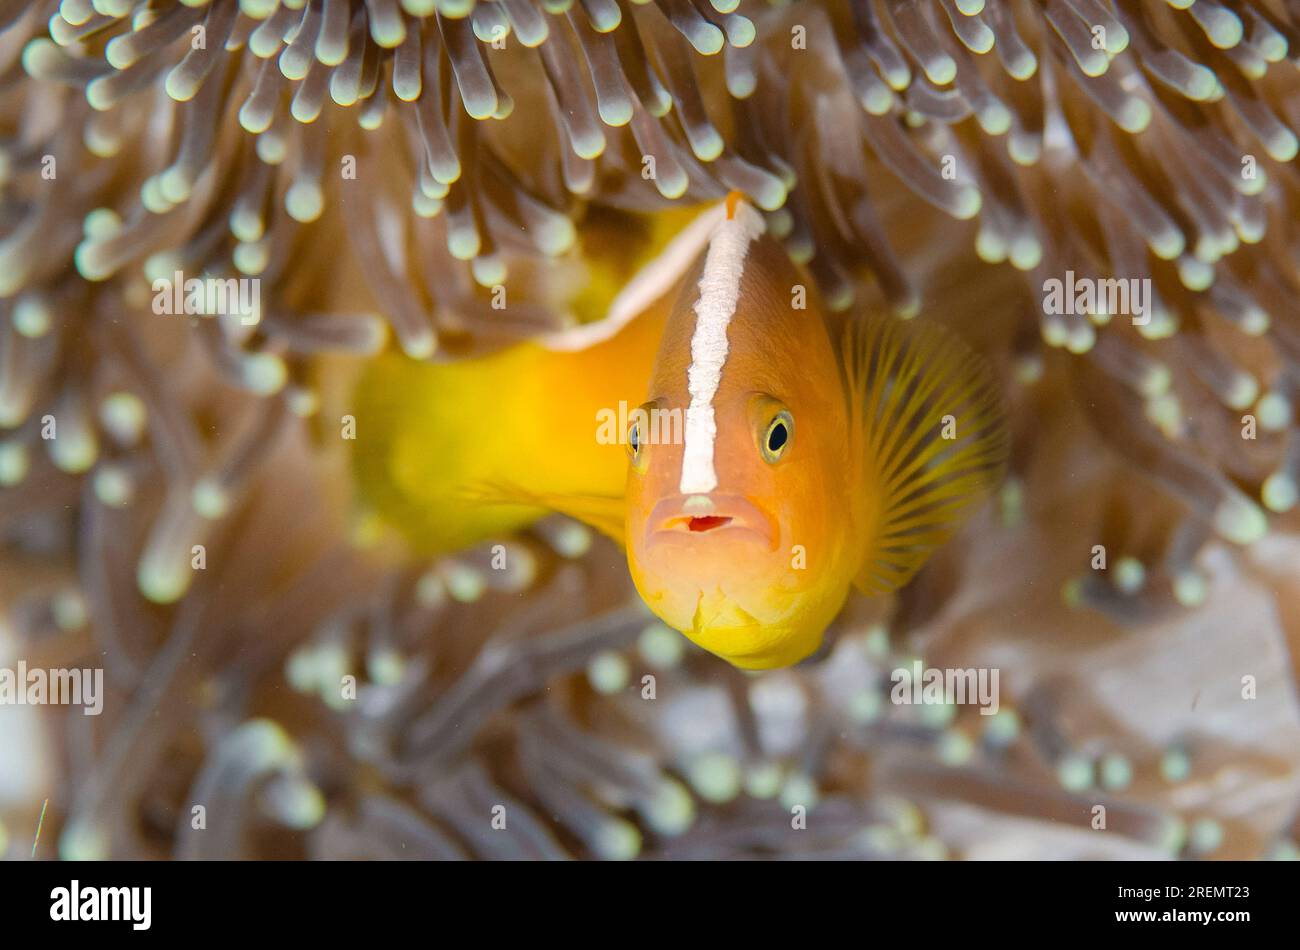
<box><xmin>844</xmin><ymin>316</ymin><xmax>1008</xmax><ymax>595</ymax></box>
<box><xmin>464</xmin><ymin>481</ymin><xmax>627</xmax><ymax>548</ymax></box>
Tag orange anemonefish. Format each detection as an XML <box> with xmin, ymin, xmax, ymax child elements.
<box><xmin>350</xmin><ymin>193</ymin><xmax>1007</xmax><ymax>669</ymax></box>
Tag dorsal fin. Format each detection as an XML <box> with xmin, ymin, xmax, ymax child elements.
<box><xmin>844</xmin><ymin>316</ymin><xmax>1008</xmax><ymax>595</ymax></box>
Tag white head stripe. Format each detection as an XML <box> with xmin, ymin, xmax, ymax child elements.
<box><xmin>679</xmin><ymin>201</ymin><xmax>764</xmax><ymax>494</ymax></box>
<box><xmin>539</xmin><ymin>204</ymin><xmax>725</xmax><ymax>353</ymax></box>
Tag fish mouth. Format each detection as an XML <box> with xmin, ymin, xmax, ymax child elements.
<box><xmin>645</xmin><ymin>494</ymin><xmax>777</xmax><ymax>548</ymax></box>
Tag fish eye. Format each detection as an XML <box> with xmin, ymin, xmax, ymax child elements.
<box><xmin>627</xmin><ymin>420</ymin><xmax>648</xmax><ymax>472</ymax></box>
<box><xmin>761</xmin><ymin>410</ymin><xmax>793</xmax><ymax>463</ymax></box>
<box><xmin>626</xmin><ymin>404</ymin><xmax>657</xmax><ymax>473</ymax></box>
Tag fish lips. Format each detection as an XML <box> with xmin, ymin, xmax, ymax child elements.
<box><xmin>641</xmin><ymin>494</ymin><xmax>779</xmax><ymax>551</ymax></box>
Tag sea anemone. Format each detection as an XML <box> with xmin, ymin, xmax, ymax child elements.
<box><xmin>2</xmin><ymin>0</ymin><xmax>1299</xmax><ymax>861</ymax></box>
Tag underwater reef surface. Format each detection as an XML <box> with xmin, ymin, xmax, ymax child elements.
<box><xmin>0</xmin><ymin>0</ymin><xmax>1299</xmax><ymax>860</ymax></box>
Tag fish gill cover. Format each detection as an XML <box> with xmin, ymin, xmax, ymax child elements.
<box><xmin>0</xmin><ymin>0</ymin><xmax>1296</xmax><ymax>862</ymax></box>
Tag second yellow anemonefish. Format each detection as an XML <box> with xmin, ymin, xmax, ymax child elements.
<box><xmin>351</xmin><ymin>194</ymin><xmax>1007</xmax><ymax>669</ymax></box>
